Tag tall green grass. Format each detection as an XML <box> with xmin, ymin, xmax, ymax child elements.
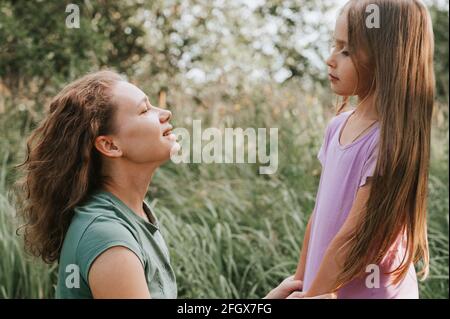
<box><xmin>0</xmin><ymin>153</ymin><xmax>57</xmax><ymax>298</ymax></box>
<box><xmin>0</xmin><ymin>84</ymin><xmax>448</xmax><ymax>298</ymax></box>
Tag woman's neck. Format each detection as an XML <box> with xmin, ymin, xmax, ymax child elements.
<box><xmin>102</xmin><ymin>161</ymin><xmax>158</xmax><ymax>217</ymax></box>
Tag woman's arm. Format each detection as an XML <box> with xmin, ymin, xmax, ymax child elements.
<box><xmin>88</xmin><ymin>246</ymin><xmax>151</xmax><ymax>298</ymax></box>
<box><xmin>303</xmin><ymin>181</ymin><xmax>372</xmax><ymax>297</ymax></box>
<box><xmin>294</xmin><ymin>213</ymin><xmax>314</xmax><ymax>281</ymax></box>
<box><xmin>264</xmin><ymin>276</ymin><xmax>303</xmax><ymax>299</ymax></box>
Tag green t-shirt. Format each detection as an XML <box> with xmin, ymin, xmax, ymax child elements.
<box><xmin>55</xmin><ymin>190</ymin><xmax>177</xmax><ymax>298</ymax></box>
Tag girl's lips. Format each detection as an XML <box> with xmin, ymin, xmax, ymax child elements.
<box><xmin>329</xmin><ymin>73</ymin><xmax>339</xmax><ymax>81</ymax></box>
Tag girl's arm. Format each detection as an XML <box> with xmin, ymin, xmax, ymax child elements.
<box><xmin>303</xmin><ymin>182</ymin><xmax>372</xmax><ymax>297</ymax></box>
<box><xmin>294</xmin><ymin>213</ymin><xmax>314</xmax><ymax>281</ymax></box>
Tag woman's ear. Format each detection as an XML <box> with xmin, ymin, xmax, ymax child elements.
<box><xmin>94</xmin><ymin>135</ymin><xmax>123</xmax><ymax>158</ymax></box>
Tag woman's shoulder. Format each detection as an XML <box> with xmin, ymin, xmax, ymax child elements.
<box><xmin>68</xmin><ymin>208</ymin><xmax>144</xmax><ymax>286</ymax></box>
<box><xmin>78</xmin><ymin>214</ymin><xmax>139</xmax><ymax>248</ymax></box>
<box><xmin>67</xmin><ymin>192</ymin><xmax>139</xmax><ymax>247</ymax></box>
<box><xmin>69</xmin><ymin>194</ymin><xmax>120</xmax><ymax>229</ymax></box>
<box><xmin>60</xmin><ymin>194</ymin><xmax>139</xmax><ymax>268</ymax></box>
<box><xmin>72</xmin><ymin>206</ymin><xmax>142</xmax><ymax>262</ymax></box>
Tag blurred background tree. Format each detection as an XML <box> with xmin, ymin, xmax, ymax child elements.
<box><xmin>0</xmin><ymin>0</ymin><xmax>147</xmax><ymax>100</ymax></box>
<box><xmin>0</xmin><ymin>0</ymin><xmax>340</xmax><ymax>175</ymax></box>
<box><xmin>1</xmin><ymin>0</ymin><xmax>447</xmax><ymax>102</ymax></box>
<box><xmin>0</xmin><ymin>0</ymin><xmax>149</xmax><ymax>176</ymax></box>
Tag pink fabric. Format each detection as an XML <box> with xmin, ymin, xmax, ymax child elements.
<box><xmin>302</xmin><ymin>109</ymin><xmax>418</xmax><ymax>299</ymax></box>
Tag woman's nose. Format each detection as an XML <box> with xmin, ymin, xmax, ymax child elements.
<box><xmin>159</xmin><ymin>108</ymin><xmax>172</xmax><ymax>123</ymax></box>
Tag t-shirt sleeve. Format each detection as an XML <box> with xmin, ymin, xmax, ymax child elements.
<box><xmin>76</xmin><ymin>215</ymin><xmax>145</xmax><ymax>284</ymax></box>
<box><xmin>359</xmin><ymin>141</ymin><xmax>380</xmax><ymax>187</ymax></box>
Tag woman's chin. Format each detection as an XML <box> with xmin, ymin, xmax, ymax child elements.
<box><xmin>157</xmin><ymin>138</ymin><xmax>180</xmax><ymax>162</ymax></box>
<box><xmin>165</xmin><ymin>133</ymin><xmax>177</xmax><ymax>142</ymax></box>
<box><xmin>169</xmin><ymin>141</ymin><xmax>181</xmax><ymax>158</ymax></box>
<box><xmin>161</xmin><ymin>133</ymin><xmax>176</xmax><ymax>146</ymax></box>
<box><xmin>147</xmin><ymin>137</ymin><xmax>180</xmax><ymax>164</ymax></box>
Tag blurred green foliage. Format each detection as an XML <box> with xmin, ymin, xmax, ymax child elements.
<box><xmin>0</xmin><ymin>0</ymin><xmax>146</xmax><ymax>96</ymax></box>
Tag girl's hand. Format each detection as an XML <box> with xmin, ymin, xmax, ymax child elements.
<box><xmin>287</xmin><ymin>291</ymin><xmax>337</xmax><ymax>299</ymax></box>
<box><xmin>264</xmin><ymin>275</ymin><xmax>303</xmax><ymax>299</ymax></box>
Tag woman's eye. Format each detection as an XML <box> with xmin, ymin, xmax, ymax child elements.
<box><xmin>342</xmin><ymin>50</ymin><xmax>350</xmax><ymax>56</ymax></box>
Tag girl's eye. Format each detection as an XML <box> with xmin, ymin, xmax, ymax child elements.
<box><xmin>141</xmin><ymin>108</ymin><xmax>149</xmax><ymax>114</ymax></box>
<box><xmin>342</xmin><ymin>50</ymin><xmax>350</xmax><ymax>56</ymax></box>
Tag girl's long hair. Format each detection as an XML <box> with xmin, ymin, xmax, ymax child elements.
<box><xmin>335</xmin><ymin>0</ymin><xmax>435</xmax><ymax>288</ymax></box>
<box><xmin>16</xmin><ymin>70</ymin><xmax>123</xmax><ymax>264</ymax></box>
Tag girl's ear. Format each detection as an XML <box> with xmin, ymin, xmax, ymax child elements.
<box><xmin>94</xmin><ymin>135</ymin><xmax>122</xmax><ymax>158</ymax></box>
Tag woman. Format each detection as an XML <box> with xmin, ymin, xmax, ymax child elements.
<box><xmin>17</xmin><ymin>70</ymin><xmax>303</xmax><ymax>298</ymax></box>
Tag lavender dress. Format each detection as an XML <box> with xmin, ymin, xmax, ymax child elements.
<box><xmin>302</xmin><ymin>109</ymin><xmax>419</xmax><ymax>299</ymax></box>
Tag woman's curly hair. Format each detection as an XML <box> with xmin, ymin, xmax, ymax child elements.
<box><xmin>16</xmin><ymin>70</ymin><xmax>123</xmax><ymax>263</ymax></box>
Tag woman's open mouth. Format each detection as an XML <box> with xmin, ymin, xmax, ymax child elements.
<box><xmin>163</xmin><ymin>126</ymin><xmax>176</xmax><ymax>141</ymax></box>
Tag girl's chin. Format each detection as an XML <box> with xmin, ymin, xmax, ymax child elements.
<box><xmin>330</xmin><ymin>86</ymin><xmax>351</xmax><ymax>96</ymax></box>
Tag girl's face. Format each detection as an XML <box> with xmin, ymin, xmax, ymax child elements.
<box><xmin>108</xmin><ymin>81</ymin><xmax>178</xmax><ymax>164</ymax></box>
<box><xmin>326</xmin><ymin>11</ymin><xmax>360</xmax><ymax>96</ymax></box>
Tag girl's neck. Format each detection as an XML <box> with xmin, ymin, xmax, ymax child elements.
<box><xmin>354</xmin><ymin>94</ymin><xmax>378</xmax><ymax>121</ymax></box>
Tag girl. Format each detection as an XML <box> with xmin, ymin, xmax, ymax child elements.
<box><xmin>292</xmin><ymin>0</ymin><xmax>435</xmax><ymax>298</ymax></box>
<box><xmin>17</xmin><ymin>70</ymin><xmax>302</xmax><ymax>299</ymax></box>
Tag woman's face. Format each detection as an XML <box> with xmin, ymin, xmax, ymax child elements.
<box><xmin>326</xmin><ymin>10</ymin><xmax>359</xmax><ymax>96</ymax></box>
<box><xmin>107</xmin><ymin>81</ymin><xmax>178</xmax><ymax>164</ymax></box>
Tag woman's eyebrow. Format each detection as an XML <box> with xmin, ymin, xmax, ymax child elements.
<box><xmin>136</xmin><ymin>95</ymin><xmax>149</xmax><ymax>108</ymax></box>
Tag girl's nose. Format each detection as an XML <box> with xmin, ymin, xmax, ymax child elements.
<box><xmin>159</xmin><ymin>108</ymin><xmax>172</xmax><ymax>123</ymax></box>
<box><xmin>326</xmin><ymin>54</ymin><xmax>336</xmax><ymax>69</ymax></box>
